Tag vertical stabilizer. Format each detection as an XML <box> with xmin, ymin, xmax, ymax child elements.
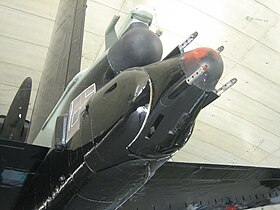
<box><xmin>28</xmin><ymin>0</ymin><xmax>87</xmax><ymax>143</ymax></box>
<box><xmin>0</xmin><ymin>77</ymin><xmax>32</xmax><ymax>142</ymax></box>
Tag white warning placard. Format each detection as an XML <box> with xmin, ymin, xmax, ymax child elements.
<box><xmin>67</xmin><ymin>83</ymin><xmax>96</xmax><ymax>142</ymax></box>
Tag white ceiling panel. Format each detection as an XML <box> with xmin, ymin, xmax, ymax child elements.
<box><xmin>198</xmin><ymin>105</ymin><xmax>280</xmax><ymax>153</ymax></box>
<box><xmin>159</xmin><ymin>30</ymin><xmax>187</xmax><ymax>57</ymax></box>
<box><xmin>181</xmin><ymin>0</ymin><xmax>279</xmax><ymax>41</ymax></box>
<box><xmin>221</xmin><ymin>63</ymin><xmax>280</xmax><ymax>112</ymax></box>
<box><xmin>0</xmin><ymin>6</ymin><xmax>54</xmax><ymax>47</ymax></box>
<box><xmin>120</xmin><ymin>0</ymin><xmax>153</xmax><ymax>14</ymax></box>
<box><xmin>172</xmin><ymin>149</ymin><xmax>211</xmax><ymax>163</ymax></box>
<box><xmin>259</xmin><ymin>154</ymin><xmax>280</xmax><ymax>168</ymax></box>
<box><xmin>259</xmin><ymin>19</ymin><xmax>280</xmax><ymax>54</ymax></box>
<box><xmin>273</xmin><ymin>148</ymin><xmax>280</xmax><ymax>158</ymax></box>
<box><xmin>194</xmin><ymin>25</ymin><xmax>256</xmax><ymax>63</ymax></box>
<box><xmin>144</xmin><ymin>0</ymin><xmax>209</xmax><ymax>37</ymax></box>
<box><xmin>239</xmin><ymin>43</ymin><xmax>280</xmax><ymax>85</ymax></box>
<box><xmin>240</xmin><ymin>146</ymin><xmax>270</xmax><ymax>164</ymax></box>
<box><xmin>0</xmin><ymin>0</ymin><xmax>59</xmax><ymax>20</ymax></box>
<box><xmin>182</xmin><ymin>137</ymin><xmax>241</xmax><ymax>164</ymax></box>
<box><xmin>190</xmin><ymin>119</ymin><xmax>272</xmax><ymax>165</ymax></box>
<box><xmin>81</xmin><ymin>57</ymin><xmax>94</xmax><ymax>70</ymax></box>
<box><xmin>213</xmin><ymin>88</ymin><xmax>280</xmax><ymax>137</ymax></box>
<box><xmin>192</xmin><ymin>120</ymin><xmax>264</xmax><ymax>158</ymax></box>
<box><xmin>0</xmin><ymin>36</ymin><xmax>47</xmax><ymax>70</ymax></box>
<box><xmin>82</xmin><ymin>31</ymin><xmax>104</xmax><ymax>61</ymax></box>
<box><xmin>94</xmin><ymin>0</ymin><xmax>125</xmax><ymax>10</ymax></box>
<box><xmin>85</xmin><ymin>1</ymin><xmax>127</xmax><ymax>36</ymax></box>
<box><xmin>0</xmin><ymin>60</ymin><xmax>41</xmax><ymax>89</ymax></box>
<box><xmin>220</xmin><ymin>56</ymin><xmax>236</xmax><ymax>76</ymax></box>
<box><xmin>255</xmin><ymin>0</ymin><xmax>280</xmax><ymax>17</ymax></box>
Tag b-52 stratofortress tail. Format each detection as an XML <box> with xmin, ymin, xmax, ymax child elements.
<box><xmin>1</xmin><ymin>0</ymin><xmax>280</xmax><ymax>209</ymax></box>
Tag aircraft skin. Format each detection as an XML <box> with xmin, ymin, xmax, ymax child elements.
<box><xmin>1</xmin><ymin>1</ymin><xmax>280</xmax><ymax>210</ymax></box>
<box><xmin>0</xmin><ymin>77</ymin><xmax>31</xmax><ymax>142</ymax></box>
<box><xmin>18</xmin><ymin>27</ymin><xmax>224</xmax><ymax>209</ymax></box>
<box><xmin>8</xmin><ymin>45</ymin><xmax>224</xmax><ymax>209</ymax></box>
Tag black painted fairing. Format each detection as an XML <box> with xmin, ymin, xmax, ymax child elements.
<box><xmin>0</xmin><ymin>138</ymin><xmax>49</xmax><ymax>210</ymax></box>
<box><xmin>66</xmin><ymin>159</ymin><xmax>152</xmax><ymax>210</ymax></box>
<box><xmin>69</xmin><ymin>69</ymin><xmax>153</xmax><ymax>172</ymax></box>
<box><xmin>13</xmin><ymin>50</ymin><xmax>221</xmax><ymax>209</ymax></box>
<box><xmin>127</xmin><ymin>58</ymin><xmax>211</xmax><ymax>158</ymax></box>
<box><xmin>128</xmin><ymin>80</ymin><xmax>208</xmax><ymax>158</ymax></box>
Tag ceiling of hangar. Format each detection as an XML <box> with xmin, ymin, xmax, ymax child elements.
<box><xmin>0</xmin><ymin>1</ymin><xmax>280</xmax><ymax>208</ymax></box>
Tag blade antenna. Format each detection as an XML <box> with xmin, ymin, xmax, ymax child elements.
<box><xmin>179</xmin><ymin>31</ymin><xmax>199</xmax><ymax>53</ymax></box>
<box><xmin>163</xmin><ymin>31</ymin><xmax>198</xmax><ymax>60</ymax></box>
<box><xmin>216</xmin><ymin>45</ymin><xmax>224</xmax><ymax>53</ymax></box>
<box><xmin>214</xmin><ymin>78</ymin><xmax>237</xmax><ymax>96</ymax></box>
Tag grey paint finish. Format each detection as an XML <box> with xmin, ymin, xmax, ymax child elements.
<box><xmin>28</xmin><ymin>0</ymin><xmax>87</xmax><ymax>143</ymax></box>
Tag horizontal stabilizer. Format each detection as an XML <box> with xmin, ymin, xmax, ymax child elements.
<box><xmin>122</xmin><ymin>162</ymin><xmax>280</xmax><ymax>209</ymax></box>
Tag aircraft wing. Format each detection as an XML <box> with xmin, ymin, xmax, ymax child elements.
<box><xmin>0</xmin><ymin>138</ymin><xmax>49</xmax><ymax>209</ymax></box>
<box><xmin>121</xmin><ymin>162</ymin><xmax>280</xmax><ymax>210</ymax></box>
<box><xmin>28</xmin><ymin>0</ymin><xmax>87</xmax><ymax>142</ymax></box>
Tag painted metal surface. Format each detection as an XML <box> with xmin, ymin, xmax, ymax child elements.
<box><xmin>7</xmin><ymin>45</ymin><xmax>227</xmax><ymax>209</ymax></box>
<box><xmin>28</xmin><ymin>0</ymin><xmax>87</xmax><ymax>143</ymax></box>
<box><xmin>1</xmin><ymin>2</ymin><xmax>280</xmax><ymax>210</ymax></box>
<box><xmin>0</xmin><ymin>77</ymin><xmax>32</xmax><ymax>142</ymax></box>
<box><xmin>121</xmin><ymin>162</ymin><xmax>280</xmax><ymax>209</ymax></box>
<box><xmin>0</xmin><ymin>138</ymin><xmax>49</xmax><ymax>209</ymax></box>
<box><xmin>2</xmin><ymin>1</ymin><xmax>280</xmax><ymax>175</ymax></box>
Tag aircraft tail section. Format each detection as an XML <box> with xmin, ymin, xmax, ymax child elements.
<box><xmin>28</xmin><ymin>0</ymin><xmax>87</xmax><ymax>143</ymax></box>
<box><xmin>0</xmin><ymin>77</ymin><xmax>32</xmax><ymax>142</ymax></box>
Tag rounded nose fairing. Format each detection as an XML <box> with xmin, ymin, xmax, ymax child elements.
<box><xmin>181</xmin><ymin>47</ymin><xmax>224</xmax><ymax>91</ymax></box>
